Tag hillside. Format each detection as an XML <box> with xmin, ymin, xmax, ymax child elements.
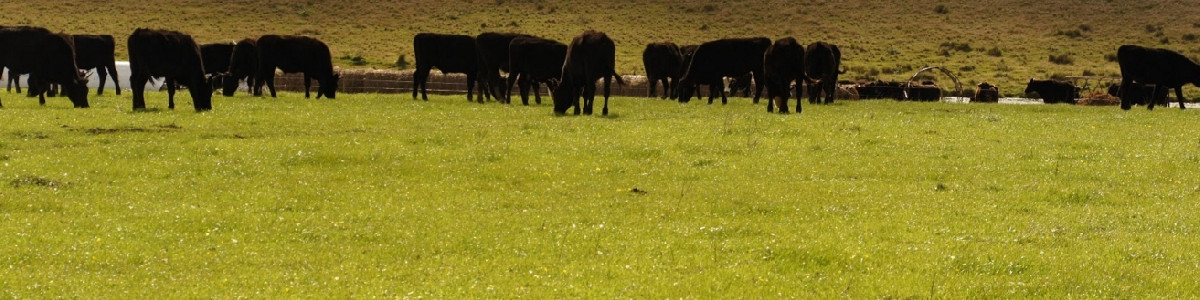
<box><xmin>4</xmin><ymin>0</ymin><xmax>1200</xmax><ymax>96</ymax></box>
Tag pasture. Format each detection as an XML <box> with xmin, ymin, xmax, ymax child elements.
<box><xmin>3</xmin><ymin>91</ymin><xmax>1200</xmax><ymax>297</ymax></box>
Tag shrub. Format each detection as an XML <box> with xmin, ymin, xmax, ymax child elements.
<box><xmin>1049</xmin><ymin>54</ymin><xmax>1074</xmax><ymax>65</ymax></box>
<box><xmin>395</xmin><ymin>55</ymin><xmax>410</xmax><ymax>69</ymax></box>
<box><xmin>1079</xmin><ymin>24</ymin><xmax>1092</xmax><ymax>32</ymax></box>
<box><xmin>934</xmin><ymin>4</ymin><xmax>949</xmax><ymax>14</ymax></box>
<box><xmin>959</xmin><ymin>65</ymin><xmax>976</xmax><ymax>72</ymax></box>
<box><xmin>1055</xmin><ymin>29</ymin><xmax>1084</xmax><ymax>39</ymax></box>
<box><xmin>1184</xmin><ymin>34</ymin><xmax>1199</xmax><ymax>42</ymax></box>
<box><xmin>987</xmin><ymin>47</ymin><xmax>1003</xmax><ymax>57</ymax></box>
<box><xmin>1104</xmin><ymin>54</ymin><xmax>1119</xmax><ymax>62</ymax></box>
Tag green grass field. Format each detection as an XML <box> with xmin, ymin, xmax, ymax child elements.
<box><xmin>3</xmin><ymin>91</ymin><xmax>1200</xmax><ymax>297</ymax></box>
<box><xmin>5</xmin><ymin>0</ymin><xmax>1200</xmax><ymax>97</ymax></box>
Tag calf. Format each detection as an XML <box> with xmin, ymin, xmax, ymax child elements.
<box><xmin>974</xmin><ymin>82</ymin><xmax>999</xmax><ymax>103</ymax></box>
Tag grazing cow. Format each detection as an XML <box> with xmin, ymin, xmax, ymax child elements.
<box><xmin>553</xmin><ymin>30</ymin><xmax>624</xmax><ymax>115</ymax></box>
<box><xmin>1116</xmin><ymin>45</ymin><xmax>1200</xmax><ymax>110</ymax></box>
<box><xmin>1107</xmin><ymin>82</ymin><xmax>1169</xmax><ymax>107</ymax></box>
<box><xmin>476</xmin><ymin>32</ymin><xmax>531</xmax><ymax>102</ymax></box>
<box><xmin>412</xmin><ymin>33</ymin><xmax>482</xmax><ymax>102</ymax></box>
<box><xmin>127</xmin><ymin>28</ymin><xmax>212</xmax><ymax>110</ymax></box>
<box><xmin>255</xmin><ymin>35</ymin><xmax>339</xmax><ymax>99</ymax></box>
<box><xmin>506</xmin><ymin>35</ymin><xmax>567</xmax><ymax>105</ymax></box>
<box><xmin>73</xmin><ymin>34</ymin><xmax>120</xmax><ymax>95</ymax></box>
<box><xmin>1023</xmin><ymin>79</ymin><xmax>1078</xmax><ymax>104</ymax></box>
<box><xmin>642</xmin><ymin>42</ymin><xmax>683</xmax><ymax>99</ymax></box>
<box><xmin>200</xmin><ymin>42</ymin><xmax>234</xmax><ymax>94</ymax></box>
<box><xmin>223</xmin><ymin>38</ymin><xmax>259</xmax><ymax>97</ymax></box>
<box><xmin>677</xmin><ymin>37</ymin><xmax>770</xmax><ymax>104</ymax></box>
<box><xmin>677</xmin><ymin>44</ymin><xmax>719</xmax><ymax>100</ymax></box>
<box><xmin>974</xmin><ymin>82</ymin><xmax>999</xmax><ymax>103</ymax></box>
<box><xmin>0</xmin><ymin>26</ymin><xmax>89</xmax><ymax>107</ymax></box>
<box><xmin>806</xmin><ymin>42</ymin><xmax>842</xmax><ymax>105</ymax></box>
<box><xmin>763</xmin><ymin>37</ymin><xmax>805</xmax><ymax>113</ymax></box>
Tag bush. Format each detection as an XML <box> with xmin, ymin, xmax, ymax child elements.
<box><xmin>395</xmin><ymin>55</ymin><xmax>410</xmax><ymax>69</ymax></box>
<box><xmin>1055</xmin><ymin>29</ymin><xmax>1084</xmax><ymax>39</ymax></box>
<box><xmin>1104</xmin><ymin>54</ymin><xmax>1119</xmax><ymax>62</ymax></box>
<box><xmin>1184</xmin><ymin>34</ymin><xmax>1199</xmax><ymax>42</ymax></box>
<box><xmin>987</xmin><ymin>47</ymin><xmax>1003</xmax><ymax>57</ymax></box>
<box><xmin>934</xmin><ymin>4</ymin><xmax>949</xmax><ymax>14</ymax></box>
<box><xmin>1049</xmin><ymin>54</ymin><xmax>1074</xmax><ymax>65</ymax></box>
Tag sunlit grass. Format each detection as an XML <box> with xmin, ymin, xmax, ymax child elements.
<box><xmin>2</xmin><ymin>89</ymin><xmax>1200</xmax><ymax>297</ymax></box>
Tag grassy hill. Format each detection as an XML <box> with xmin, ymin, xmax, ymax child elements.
<box><xmin>5</xmin><ymin>0</ymin><xmax>1200</xmax><ymax>96</ymax></box>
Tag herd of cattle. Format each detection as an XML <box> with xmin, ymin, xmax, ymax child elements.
<box><xmin>0</xmin><ymin>26</ymin><xmax>338</xmax><ymax>111</ymax></box>
<box><xmin>3</xmin><ymin>24</ymin><xmax>1200</xmax><ymax>114</ymax></box>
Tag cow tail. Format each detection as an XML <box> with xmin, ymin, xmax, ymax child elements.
<box><xmin>612</xmin><ymin>72</ymin><xmax>626</xmax><ymax>86</ymax></box>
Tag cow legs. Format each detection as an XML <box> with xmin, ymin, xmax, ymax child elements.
<box><xmin>466</xmin><ymin>74</ymin><xmax>477</xmax><ymax>102</ymax></box>
<box><xmin>582</xmin><ymin>80</ymin><xmax>597</xmax><ymax>115</ymax></box>
<box><xmin>96</xmin><ymin>67</ymin><xmax>108</xmax><ymax>96</ymax></box>
<box><xmin>412</xmin><ymin>66</ymin><xmax>429</xmax><ymax>100</ymax></box>
<box><xmin>166</xmin><ymin>78</ymin><xmax>176</xmax><ymax>109</ymax></box>
<box><xmin>303</xmin><ymin>73</ymin><xmax>313</xmax><ymax>99</ymax></box>
<box><xmin>131</xmin><ymin>73</ymin><xmax>148</xmax><ymax>110</ymax></box>
<box><xmin>109</xmin><ymin>63</ymin><xmax>121</xmax><ymax>95</ymax></box>
<box><xmin>752</xmin><ymin>71</ymin><xmax>765</xmax><ymax>104</ymax></box>
<box><xmin>264</xmin><ymin>74</ymin><xmax>277</xmax><ymax>97</ymax></box>
<box><xmin>1176</xmin><ymin>87</ymin><xmax>1187</xmax><ymax>110</ymax></box>
<box><xmin>602</xmin><ymin>76</ymin><xmax>611</xmax><ymax>116</ymax></box>
<box><xmin>824</xmin><ymin>80</ymin><xmax>836</xmax><ymax>104</ymax></box>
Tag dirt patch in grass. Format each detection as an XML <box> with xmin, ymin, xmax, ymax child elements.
<box><xmin>77</xmin><ymin>124</ymin><xmax>182</xmax><ymax>135</ymax></box>
<box><xmin>10</xmin><ymin>176</ymin><xmax>68</xmax><ymax>189</ymax></box>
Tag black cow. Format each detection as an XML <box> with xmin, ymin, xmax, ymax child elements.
<box><xmin>1107</xmin><ymin>82</ymin><xmax>1169</xmax><ymax>107</ymax></box>
<box><xmin>506</xmin><ymin>35</ymin><xmax>567</xmax><ymax>105</ymax></box>
<box><xmin>677</xmin><ymin>44</ymin><xmax>721</xmax><ymax>100</ymax></box>
<box><xmin>5</xmin><ymin>69</ymin><xmax>20</xmax><ymax>93</ymax></box>
<box><xmin>412</xmin><ymin>33</ymin><xmax>481</xmax><ymax>102</ymax></box>
<box><xmin>223</xmin><ymin>38</ymin><xmax>258</xmax><ymax>97</ymax></box>
<box><xmin>805</xmin><ymin>41</ymin><xmax>842</xmax><ymax>104</ymax></box>
<box><xmin>476</xmin><ymin>32</ymin><xmax>531</xmax><ymax>102</ymax></box>
<box><xmin>906</xmin><ymin>83</ymin><xmax>942</xmax><ymax>101</ymax></box>
<box><xmin>642</xmin><ymin>42</ymin><xmax>683</xmax><ymax>99</ymax></box>
<box><xmin>0</xmin><ymin>26</ymin><xmax>89</xmax><ymax>107</ymax></box>
<box><xmin>200</xmin><ymin>42</ymin><xmax>234</xmax><ymax>94</ymax></box>
<box><xmin>974</xmin><ymin>82</ymin><xmax>999</xmax><ymax>103</ymax></box>
<box><xmin>73</xmin><ymin>34</ymin><xmax>120</xmax><ymax>95</ymax></box>
<box><xmin>127</xmin><ymin>28</ymin><xmax>212</xmax><ymax>110</ymax></box>
<box><xmin>677</xmin><ymin>37</ymin><xmax>770</xmax><ymax>104</ymax></box>
<box><xmin>1023</xmin><ymin>79</ymin><xmax>1078</xmax><ymax>104</ymax></box>
<box><xmin>553</xmin><ymin>30</ymin><xmax>624</xmax><ymax>115</ymax></box>
<box><xmin>855</xmin><ymin>80</ymin><xmax>905</xmax><ymax>100</ymax></box>
<box><xmin>255</xmin><ymin>35</ymin><xmax>339</xmax><ymax>99</ymax></box>
<box><xmin>763</xmin><ymin>37</ymin><xmax>805</xmax><ymax>113</ymax></box>
<box><xmin>1116</xmin><ymin>45</ymin><xmax>1200</xmax><ymax>110</ymax></box>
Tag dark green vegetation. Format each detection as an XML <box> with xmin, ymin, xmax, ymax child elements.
<box><xmin>4</xmin><ymin>0</ymin><xmax>1200</xmax><ymax>96</ymax></box>
<box><xmin>3</xmin><ymin>93</ymin><xmax>1200</xmax><ymax>297</ymax></box>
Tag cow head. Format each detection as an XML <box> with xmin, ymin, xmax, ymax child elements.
<box><xmin>221</xmin><ymin>72</ymin><xmax>240</xmax><ymax>97</ymax></box>
<box><xmin>318</xmin><ymin>73</ymin><xmax>340</xmax><ymax>99</ymax></box>
<box><xmin>64</xmin><ymin>75</ymin><xmax>90</xmax><ymax>108</ymax></box>
<box><xmin>190</xmin><ymin>79</ymin><xmax>214</xmax><ymax>111</ymax></box>
<box><xmin>552</xmin><ymin>77</ymin><xmax>580</xmax><ymax>115</ymax></box>
<box><xmin>1023</xmin><ymin>79</ymin><xmax>1036</xmax><ymax>95</ymax></box>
